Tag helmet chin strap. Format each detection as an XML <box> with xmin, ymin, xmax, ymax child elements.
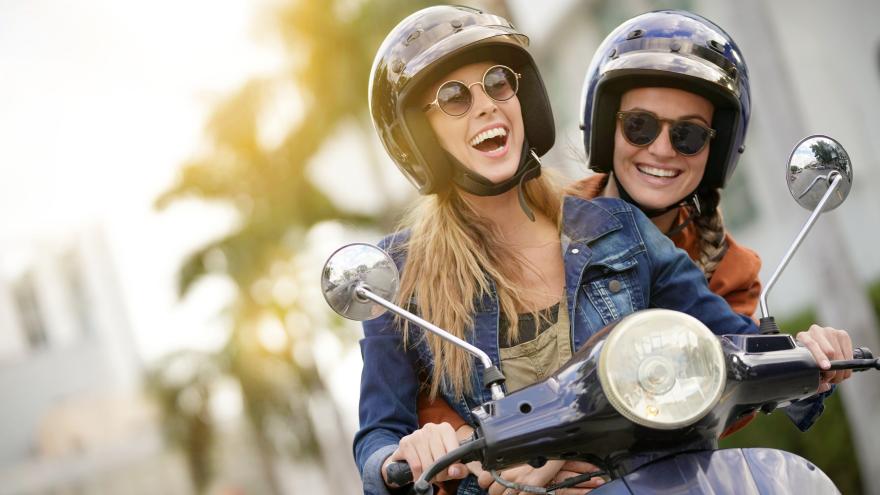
<box><xmin>448</xmin><ymin>139</ymin><xmax>543</xmax><ymax>221</ymax></box>
<box><xmin>611</xmin><ymin>172</ymin><xmax>701</xmax><ymax>219</ymax></box>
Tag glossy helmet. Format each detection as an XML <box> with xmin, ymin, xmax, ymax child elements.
<box><xmin>369</xmin><ymin>5</ymin><xmax>554</xmax><ymax>195</ymax></box>
<box><xmin>581</xmin><ymin>10</ymin><xmax>750</xmax><ymax>190</ymax></box>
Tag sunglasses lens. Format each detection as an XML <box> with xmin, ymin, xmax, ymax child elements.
<box><xmin>670</xmin><ymin>122</ymin><xmax>711</xmax><ymax>155</ymax></box>
<box><xmin>622</xmin><ymin>112</ymin><xmax>660</xmax><ymax>146</ymax></box>
<box><xmin>437</xmin><ymin>81</ymin><xmax>471</xmax><ymax>116</ymax></box>
<box><xmin>483</xmin><ymin>66</ymin><xmax>518</xmax><ymax>102</ymax></box>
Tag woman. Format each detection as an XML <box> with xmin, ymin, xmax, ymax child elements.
<box><xmin>358</xmin><ymin>7</ymin><xmax>851</xmax><ymax>495</ymax></box>
<box><xmin>573</xmin><ymin>9</ymin><xmax>760</xmax><ymax>316</ymax></box>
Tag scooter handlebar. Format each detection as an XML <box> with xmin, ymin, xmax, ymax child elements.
<box><xmin>385</xmin><ymin>461</ymin><xmax>414</xmax><ymax>487</ymax></box>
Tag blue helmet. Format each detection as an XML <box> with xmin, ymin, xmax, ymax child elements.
<box><xmin>580</xmin><ymin>10</ymin><xmax>750</xmax><ymax>190</ymax></box>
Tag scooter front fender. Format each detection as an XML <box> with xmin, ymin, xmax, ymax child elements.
<box><xmin>591</xmin><ymin>448</ymin><xmax>838</xmax><ymax>495</ymax></box>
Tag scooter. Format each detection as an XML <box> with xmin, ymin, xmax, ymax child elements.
<box><xmin>321</xmin><ymin>135</ymin><xmax>878</xmax><ymax>494</ymax></box>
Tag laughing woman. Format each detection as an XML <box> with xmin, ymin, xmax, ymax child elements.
<box><xmin>355</xmin><ymin>6</ymin><xmax>852</xmax><ymax>495</ymax></box>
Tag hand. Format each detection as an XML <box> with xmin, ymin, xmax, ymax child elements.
<box><xmin>550</xmin><ymin>460</ymin><xmax>606</xmax><ymax>493</ymax></box>
<box><xmin>796</xmin><ymin>324</ymin><xmax>854</xmax><ymax>392</ymax></box>
<box><xmin>477</xmin><ymin>460</ymin><xmax>565</xmax><ymax>495</ymax></box>
<box><xmin>382</xmin><ymin>422</ymin><xmax>468</xmax><ymax>487</ymax></box>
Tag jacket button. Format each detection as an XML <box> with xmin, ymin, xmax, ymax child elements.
<box><xmin>571</xmin><ymin>248</ymin><xmax>580</xmax><ymax>254</ymax></box>
<box><xmin>608</xmin><ymin>280</ymin><xmax>622</xmax><ymax>293</ymax></box>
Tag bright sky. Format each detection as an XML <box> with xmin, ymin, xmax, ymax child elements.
<box><xmin>0</xmin><ymin>0</ymin><xmax>284</xmax><ymax>362</ymax></box>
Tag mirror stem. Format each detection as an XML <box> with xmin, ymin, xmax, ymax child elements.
<box><xmin>759</xmin><ymin>172</ymin><xmax>843</xmax><ymax>320</ymax></box>
<box><xmin>355</xmin><ymin>284</ymin><xmax>506</xmax><ymax>400</ymax></box>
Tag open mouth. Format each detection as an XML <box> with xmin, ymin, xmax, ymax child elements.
<box><xmin>637</xmin><ymin>164</ymin><xmax>681</xmax><ymax>179</ymax></box>
<box><xmin>469</xmin><ymin>126</ymin><xmax>509</xmax><ymax>154</ymax></box>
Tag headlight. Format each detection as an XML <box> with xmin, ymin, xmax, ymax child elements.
<box><xmin>598</xmin><ymin>309</ymin><xmax>725</xmax><ymax>430</ymax></box>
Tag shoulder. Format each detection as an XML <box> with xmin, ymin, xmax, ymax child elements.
<box><xmin>562</xmin><ymin>195</ymin><xmax>635</xmax><ymax>221</ymax></box>
<box><xmin>562</xmin><ymin>196</ymin><xmax>661</xmax><ymax>263</ymax></box>
<box><xmin>721</xmin><ymin>232</ymin><xmax>761</xmax><ymax>269</ymax></box>
<box><xmin>709</xmin><ymin>231</ymin><xmax>763</xmax><ymax>309</ymax></box>
<box><xmin>563</xmin><ymin>195</ymin><xmax>658</xmax><ymax>240</ymax></box>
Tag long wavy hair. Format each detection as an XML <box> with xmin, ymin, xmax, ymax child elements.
<box><xmin>394</xmin><ymin>174</ymin><xmax>563</xmax><ymax>400</ymax></box>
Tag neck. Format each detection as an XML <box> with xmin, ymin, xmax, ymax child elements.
<box><xmin>460</xmin><ymin>187</ymin><xmax>552</xmax><ymax>243</ymax></box>
<box><xmin>602</xmin><ymin>175</ymin><xmax>679</xmax><ymax>234</ymax></box>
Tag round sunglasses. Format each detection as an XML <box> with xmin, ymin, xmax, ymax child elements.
<box><xmin>423</xmin><ymin>65</ymin><xmax>521</xmax><ymax>117</ymax></box>
<box><xmin>617</xmin><ymin>111</ymin><xmax>716</xmax><ymax>156</ymax></box>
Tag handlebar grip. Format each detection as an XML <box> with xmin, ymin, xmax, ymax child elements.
<box><xmin>386</xmin><ymin>461</ymin><xmax>414</xmax><ymax>486</ymax></box>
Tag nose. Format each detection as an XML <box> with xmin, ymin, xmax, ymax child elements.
<box><xmin>647</xmin><ymin>123</ymin><xmax>676</xmax><ymax>158</ymax></box>
<box><xmin>470</xmin><ymin>83</ymin><xmax>498</xmax><ymax>118</ymax></box>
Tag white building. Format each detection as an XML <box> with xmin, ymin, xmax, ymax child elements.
<box><xmin>0</xmin><ymin>229</ymin><xmax>191</xmax><ymax>493</ymax></box>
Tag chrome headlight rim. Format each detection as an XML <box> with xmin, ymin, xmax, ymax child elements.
<box><xmin>598</xmin><ymin>309</ymin><xmax>726</xmax><ymax>430</ymax></box>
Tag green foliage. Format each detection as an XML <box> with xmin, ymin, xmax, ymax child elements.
<box><xmin>148</xmin><ymin>0</ymin><xmax>445</xmax><ymax>491</ymax></box>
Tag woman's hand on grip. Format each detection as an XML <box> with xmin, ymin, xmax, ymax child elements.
<box><xmin>381</xmin><ymin>422</ymin><xmax>467</xmax><ymax>487</ymax></box>
<box><xmin>796</xmin><ymin>324</ymin><xmax>854</xmax><ymax>392</ymax></box>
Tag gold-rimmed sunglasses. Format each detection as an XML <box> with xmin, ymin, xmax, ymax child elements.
<box><xmin>423</xmin><ymin>65</ymin><xmax>521</xmax><ymax>117</ymax></box>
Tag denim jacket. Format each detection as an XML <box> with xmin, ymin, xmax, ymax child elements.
<box><xmin>353</xmin><ymin>197</ymin><xmax>816</xmax><ymax>495</ymax></box>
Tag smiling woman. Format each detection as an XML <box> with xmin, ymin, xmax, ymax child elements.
<box><xmin>609</xmin><ymin>87</ymin><xmax>714</xmax><ymax>219</ymax></box>
<box><xmin>352</xmin><ymin>6</ymin><xmax>790</xmax><ymax>495</ymax></box>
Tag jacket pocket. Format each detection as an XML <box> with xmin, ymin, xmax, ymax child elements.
<box><xmin>581</xmin><ymin>256</ymin><xmax>644</xmax><ymax>325</ymax></box>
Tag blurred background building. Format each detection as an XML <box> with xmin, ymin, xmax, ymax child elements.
<box><xmin>1</xmin><ymin>0</ymin><xmax>878</xmax><ymax>493</ymax></box>
<box><xmin>0</xmin><ymin>229</ymin><xmax>183</xmax><ymax>493</ymax></box>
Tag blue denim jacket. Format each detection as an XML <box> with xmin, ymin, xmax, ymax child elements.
<box><xmin>353</xmin><ymin>197</ymin><xmax>816</xmax><ymax>495</ymax></box>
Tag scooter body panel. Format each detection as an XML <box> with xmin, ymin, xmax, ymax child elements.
<box><xmin>591</xmin><ymin>448</ymin><xmax>838</xmax><ymax>495</ymax></box>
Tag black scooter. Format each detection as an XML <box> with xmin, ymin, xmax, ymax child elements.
<box><xmin>322</xmin><ymin>135</ymin><xmax>878</xmax><ymax>494</ymax></box>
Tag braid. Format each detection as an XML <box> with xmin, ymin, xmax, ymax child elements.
<box><xmin>692</xmin><ymin>188</ymin><xmax>728</xmax><ymax>280</ymax></box>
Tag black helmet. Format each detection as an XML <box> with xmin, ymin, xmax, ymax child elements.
<box><xmin>581</xmin><ymin>10</ymin><xmax>751</xmax><ymax>191</ymax></box>
<box><xmin>369</xmin><ymin>5</ymin><xmax>554</xmax><ymax>195</ymax></box>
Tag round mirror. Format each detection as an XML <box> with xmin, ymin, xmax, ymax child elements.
<box><xmin>321</xmin><ymin>243</ymin><xmax>400</xmax><ymax>321</ymax></box>
<box><xmin>786</xmin><ymin>135</ymin><xmax>853</xmax><ymax>212</ymax></box>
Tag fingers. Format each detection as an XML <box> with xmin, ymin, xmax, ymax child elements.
<box><xmin>798</xmin><ymin>326</ymin><xmax>856</xmax><ymax>389</ymax></box>
<box><xmin>553</xmin><ymin>470</ymin><xmax>606</xmax><ymax>489</ymax></box>
<box><xmin>553</xmin><ymin>488</ymin><xmax>595</xmax><ymax>495</ymax></box>
<box><xmin>427</xmin><ymin>423</ymin><xmax>463</xmax><ymax>481</ymax></box>
<box><xmin>559</xmin><ymin>461</ymin><xmax>602</xmax><ymax>474</ymax></box>
<box><xmin>477</xmin><ymin>469</ymin><xmax>494</xmax><ymax>490</ymax></box>
<box><xmin>836</xmin><ymin>328</ymin><xmax>854</xmax><ymax>381</ymax></box>
<box><xmin>392</xmin><ymin>422</ymin><xmax>461</xmax><ymax>484</ymax></box>
<box><xmin>553</xmin><ymin>462</ymin><xmax>606</xmax><ymax>490</ymax></box>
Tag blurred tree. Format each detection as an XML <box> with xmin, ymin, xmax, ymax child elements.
<box><xmin>151</xmin><ymin>0</ymin><xmax>458</xmax><ymax>492</ymax></box>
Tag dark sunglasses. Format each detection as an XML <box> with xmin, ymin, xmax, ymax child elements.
<box><xmin>423</xmin><ymin>65</ymin><xmax>521</xmax><ymax>117</ymax></box>
<box><xmin>617</xmin><ymin>111</ymin><xmax>716</xmax><ymax>156</ymax></box>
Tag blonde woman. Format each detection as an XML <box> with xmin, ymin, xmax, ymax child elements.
<box><xmin>357</xmin><ymin>6</ymin><xmax>853</xmax><ymax>495</ymax></box>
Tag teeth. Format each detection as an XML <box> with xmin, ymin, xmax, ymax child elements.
<box><xmin>637</xmin><ymin>165</ymin><xmax>679</xmax><ymax>178</ymax></box>
<box><xmin>469</xmin><ymin>127</ymin><xmax>508</xmax><ymax>147</ymax></box>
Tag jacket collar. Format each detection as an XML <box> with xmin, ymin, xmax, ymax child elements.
<box><xmin>561</xmin><ymin>195</ymin><xmax>624</xmax><ymax>247</ymax></box>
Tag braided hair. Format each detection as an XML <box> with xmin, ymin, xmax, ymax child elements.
<box><xmin>692</xmin><ymin>188</ymin><xmax>729</xmax><ymax>280</ymax></box>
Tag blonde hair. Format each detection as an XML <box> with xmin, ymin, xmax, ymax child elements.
<box><xmin>394</xmin><ymin>174</ymin><xmax>562</xmax><ymax>400</ymax></box>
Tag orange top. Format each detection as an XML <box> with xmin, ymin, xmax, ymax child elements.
<box><xmin>417</xmin><ymin>173</ymin><xmax>763</xmax><ymax>489</ymax></box>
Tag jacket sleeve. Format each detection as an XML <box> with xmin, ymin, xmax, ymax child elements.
<box><xmin>632</xmin><ymin>207</ymin><xmax>758</xmax><ymax>335</ymax></box>
<box><xmin>353</xmin><ymin>310</ymin><xmax>422</xmax><ymax>495</ymax></box>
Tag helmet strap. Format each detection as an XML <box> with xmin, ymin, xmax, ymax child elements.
<box><xmin>448</xmin><ymin>139</ymin><xmax>543</xmax><ymax>221</ymax></box>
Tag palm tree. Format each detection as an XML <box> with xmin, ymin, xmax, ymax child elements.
<box><xmin>150</xmin><ymin>0</ymin><xmax>448</xmax><ymax>492</ymax></box>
